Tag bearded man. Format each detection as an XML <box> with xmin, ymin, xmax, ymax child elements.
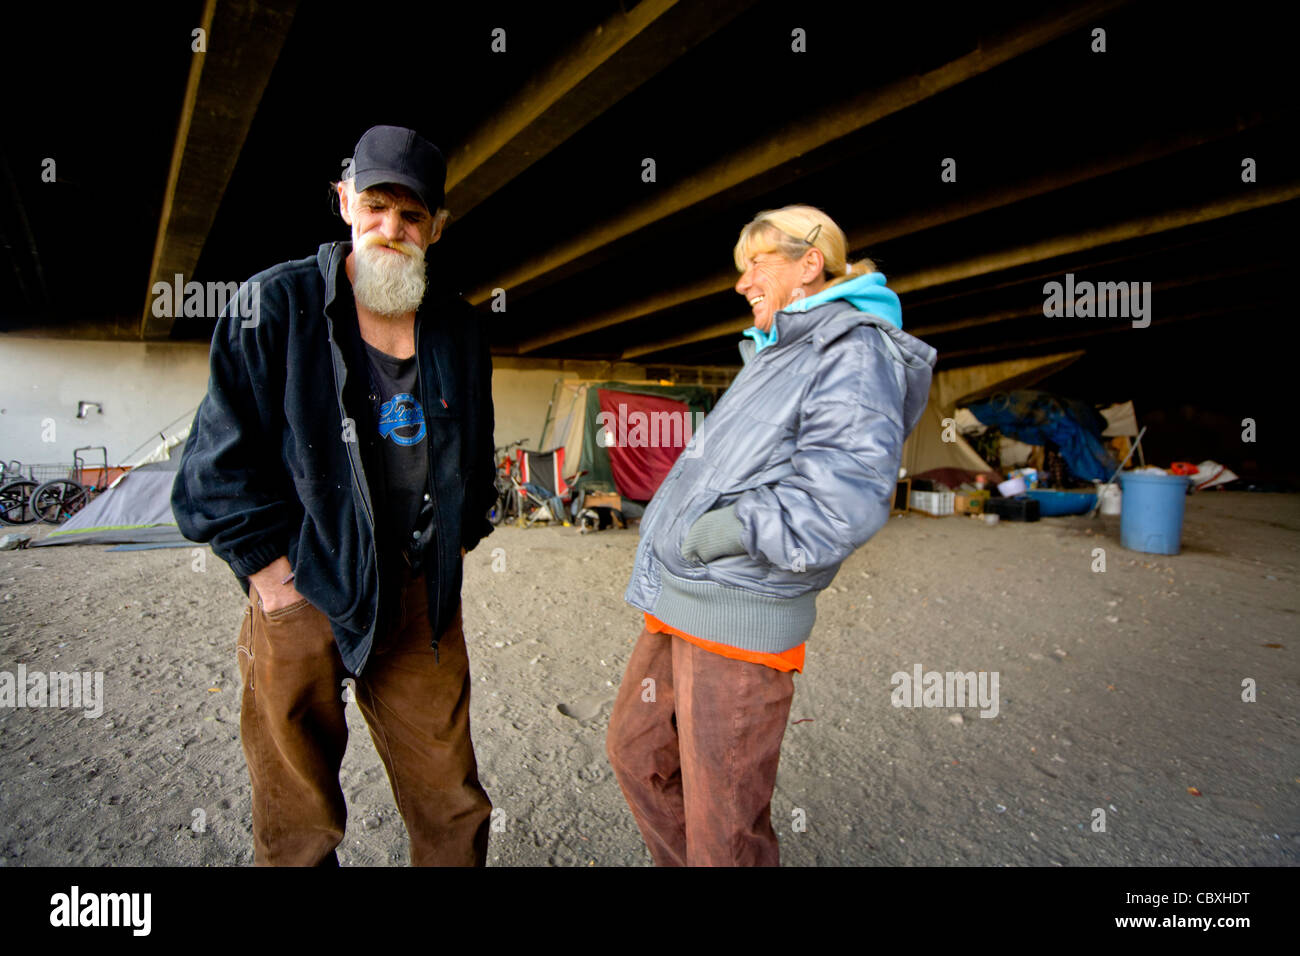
<box><xmin>173</xmin><ymin>126</ymin><xmax>497</xmax><ymax>866</ymax></box>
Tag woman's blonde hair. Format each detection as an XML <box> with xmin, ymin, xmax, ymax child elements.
<box><xmin>732</xmin><ymin>205</ymin><xmax>874</xmax><ymax>287</ymax></box>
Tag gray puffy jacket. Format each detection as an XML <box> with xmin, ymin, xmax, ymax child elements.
<box><xmin>624</xmin><ymin>283</ymin><xmax>937</xmax><ymax>654</ymax></box>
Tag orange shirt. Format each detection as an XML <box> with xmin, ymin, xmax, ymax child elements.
<box><xmin>645</xmin><ymin>612</ymin><xmax>805</xmax><ymax>673</ymax></box>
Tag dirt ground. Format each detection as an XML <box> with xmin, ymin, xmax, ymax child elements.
<box><xmin>0</xmin><ymin>491</ymin><xmax>1295</xmax><ymax>867</ymax></box>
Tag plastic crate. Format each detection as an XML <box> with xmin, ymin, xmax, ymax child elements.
<box><xmin>909</xmin><ymin>489</ymin><xmax>955</xmax><ymax>516</ymax></box>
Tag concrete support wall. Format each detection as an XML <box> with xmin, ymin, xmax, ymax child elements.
<box><xmin>0</xmin><ymin>337</ymin><xmax>211</xmax><ymax>467</ymax></box>
<box><xmin>0</xmin><ymin>336</ymin><xmax>648</xmax><ymax>468</ymax></box>
<box><xmin>488</xmin><ymin>357</ymin><xmax>649</xmax><ymax>452</ymax></box>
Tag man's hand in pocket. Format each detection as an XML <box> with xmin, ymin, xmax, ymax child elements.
<box><xmin>249</xmin><ymin>556</ymin><xmax>304</xmax><ymax>612</ymax></box>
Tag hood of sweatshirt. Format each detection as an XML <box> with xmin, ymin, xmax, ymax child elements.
<box><xmin>739</xmin><ymin>271</ymin><xmax>935</xmax><ymax>435</ymax></box>
<box><xmin>784</xmin><ymin>270</ymin><xmax>902</xmax><ymax>327</ymax></box>
<box><xmin>742</xmin><ymin>270</ymin><xmax>901</xmax><ymax>354</ymax></box>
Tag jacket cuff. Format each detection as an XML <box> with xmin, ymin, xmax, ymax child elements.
<box><xmin>463</xmin><ymin>517</ymin><xmax>493</xmax><ymax>553</ymax></box>
<box><xmin>227</xmin><ymin>539</ymin><xmax>289</xmax><ymax>579</ymax></box>
<box><xmin>682</xmin><ymin>504</ymin><xmax>746</xmax><ymax>563</ymax></box>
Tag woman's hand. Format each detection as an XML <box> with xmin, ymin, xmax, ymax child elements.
<box><xmin>681</xmin><ymin>505</ymin><xmax>747</xmax><ymax>563</ymax></box>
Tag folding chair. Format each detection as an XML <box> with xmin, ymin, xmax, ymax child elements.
<box><xmin>516</xmin><ymin>447</ymin><xmax>573</xmax><ymax>526</ymax></box>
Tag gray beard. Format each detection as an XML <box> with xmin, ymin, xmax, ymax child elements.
<box><xmin>352</xmin><ymin>242</ymin><xmax>427</xmax><ymax>316</ymax></box>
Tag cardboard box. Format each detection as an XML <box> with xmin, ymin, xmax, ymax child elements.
<box><xmin>955</xmin><ymin>490</ymin><xmax>990</xmax><ymax>514</ymax></box>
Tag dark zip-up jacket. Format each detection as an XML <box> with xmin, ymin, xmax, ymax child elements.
<box><xmin>172</xmin><ymin>241</ymin><xmax>495</xmax><ymax>674</ymax></box>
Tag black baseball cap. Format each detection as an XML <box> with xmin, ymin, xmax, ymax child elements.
<box><xmin>350</xmin><ymin>125</ymin><xmax>446</xmax><ymax>212</ymax></box>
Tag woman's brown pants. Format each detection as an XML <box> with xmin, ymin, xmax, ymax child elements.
<box><xmin>606</xmin><ymin>627</ymin><xmax>796</xmax><ymax>866</ymax></box>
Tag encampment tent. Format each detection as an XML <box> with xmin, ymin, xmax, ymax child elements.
<box><xmin>941</xmin><ymin>351</ymin><xmax>1134</xmax><ymax>480</ymax></box>
<box><xmin>897</xmin><ymin>353</ymin><xmax>1087</xmax><ymax>480</ymax></box>
<box><xmin>542</xmin><ymin>381</ymin><xmax>714</xmax><ymax>501</ymax></box>
<box><xmin>900</xmin><ymin>386</ymin><xmax>995</xmax><ymax>477</ymax></box>
<box><xmin>547</xmin><ymin>377</ymin><xmax>995</xmax><ymax>496</ymax></box>
<box><xmin>32</xmin><ymin>437</ymin><xmax>188</xmax><ymax>548</ymax></box>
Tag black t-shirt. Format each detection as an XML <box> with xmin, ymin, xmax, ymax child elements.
<box><xmin>364</xmin><ymin>341</ymin><xmax>430</xmax><ymax>556</ymax></box>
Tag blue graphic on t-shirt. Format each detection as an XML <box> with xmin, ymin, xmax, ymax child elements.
<box><xmin>378</xmin><ymin>393</ymin><xmax>427</xmax><ymax>446</ymax></box>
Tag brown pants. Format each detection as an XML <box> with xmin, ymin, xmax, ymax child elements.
<box><xmin>236</xmin><ymin>575</ymin><xmax>491</xmax><ymax>866</ymax></box>
<box><xmin>605</xmin><ymin>627</ymin><xmax>795</xmax><ymax>866</ymax></box>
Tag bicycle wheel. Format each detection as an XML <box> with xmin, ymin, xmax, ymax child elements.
<box><xmin>32</xmin><ymin>479</ymin><xmax>88</xmax><ymax>524</ymax></box>
<box><xmin>488</xmin><ymin>494</ymin><xmax>506</xmax><ymax>525</ymax></box>
<box><xmin>0</xmin><ymin>480</ymin><xmax>38</xmax><ymax>525</ymax></box>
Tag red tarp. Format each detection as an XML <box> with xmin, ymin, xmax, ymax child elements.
<box><xmin>597</xmin><ymin>388</ymin><xmax>692</xmax><ymax>501</ymax></box>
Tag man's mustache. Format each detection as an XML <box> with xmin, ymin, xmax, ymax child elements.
<box><xmin>360</xmin><ymin>235</ymin><xmax>422</xmax><ymax>257</ymax></box>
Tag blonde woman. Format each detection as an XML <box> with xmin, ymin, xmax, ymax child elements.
<box><xmin>607</xmin><ymin>205</ymin><xmax>937</xmax><ymax>866</ymax></box>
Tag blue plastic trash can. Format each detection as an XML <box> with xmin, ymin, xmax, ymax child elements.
<box><xmin>1118</xmin><ymin>472</ymin><xmax>1191</xmax><ymax>555</ymax></box>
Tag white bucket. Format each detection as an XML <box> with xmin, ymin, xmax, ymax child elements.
<box><xmin>1096</xmin><ymin>482</ymin><xmax>1122</xmax><ymax>516</ymax></box>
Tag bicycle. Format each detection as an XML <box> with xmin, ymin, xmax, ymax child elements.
<box><xmin>0</xmin><ymin>460</ymin><xmax>39</xmax><ymax>525</ymax></box>
<box><xmin>488</xmin><ymin>438</ymin><xmax>529</xmax><ymax>526</ymax></box>
<box><xmin>30</xmin><ymin>447</ymin><xmax>110</xmax><ymax>524</ymax></box>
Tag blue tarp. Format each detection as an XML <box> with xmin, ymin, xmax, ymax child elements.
<box><xmin>966</xmin><ymin>390</ymin><xmax>1117</xmax><ymax>482</ymax></box>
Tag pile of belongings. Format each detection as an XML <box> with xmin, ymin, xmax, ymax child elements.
<box><xmin>1132</xmin><ymin>461</ymin><xmax>1238</xmax><ymax>490</ymax></box>
<box><xmin>963</xmin><ymin>389</ymin><xmax>1117</xmax><ymax>482</ymax></box>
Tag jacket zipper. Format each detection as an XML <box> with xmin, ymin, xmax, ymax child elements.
<box><xmin>323</xmin><ymin>244</ymin><xmax>382</xmax><ymax>675</ymax></box>
<box><xmin>414</xmin><ymin>315</ymin><xmax>444</xmax><ymax>663</ymax></box>
<box><xmin>325</xmin><ymin>314</ymin><xmax>380</xmax><ymax>675</ymax></box>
